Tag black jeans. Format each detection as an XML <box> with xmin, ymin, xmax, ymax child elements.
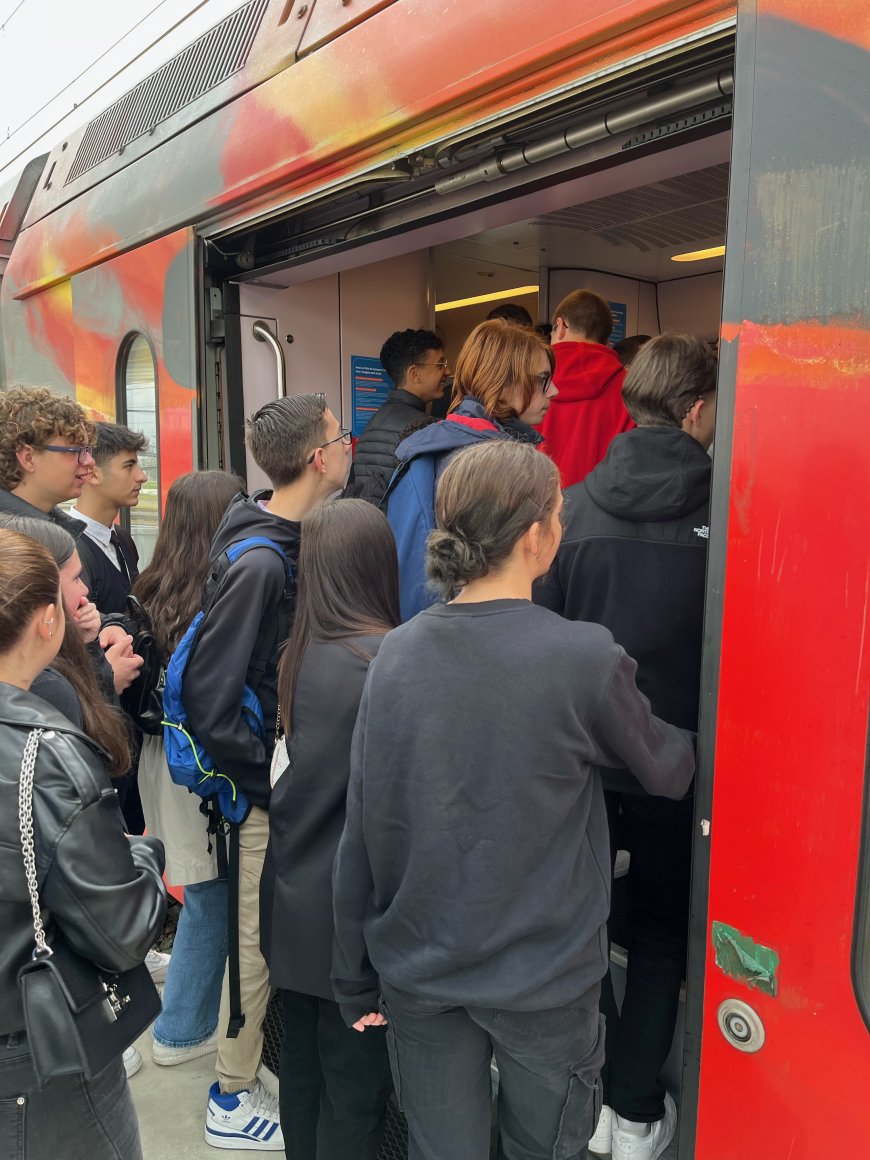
<box><xmin>0</xmin><ymin>1032</ymin><xmax>142</xmax><ymax>1160</ymax></box>
<box><xmin>600</xmin><ymin>791</ymin><xmax>693</xmax><ymax>1123</ymax></box>
<box><xmin>278</xmin><ymin>989</ymin><xmax>392</xmax><ymax>1160</ymax></box>
<box><xmin>380</xmin><ymin>981</ymin><xmax>604</xmax><ymax>1160</ymax></box>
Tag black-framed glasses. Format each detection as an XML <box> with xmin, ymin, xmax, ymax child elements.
<box><xmin>414</xmin><ymin>359</ymin><xmax>449</xmax><ymax>370</ymax></box>
<box><xmin>39</xmin><ymin>444</ymin><xmax>94</xmax><ymax>464</ymax></box>
<box><xmin>306</xmin><ymin>429</ymin><xmax>352</xmax><ymax>464</ymax></box>
<box><xmin>535</xmin><ymin>372</ymin><xmax>554</xmax><ymax>392</ymax></box>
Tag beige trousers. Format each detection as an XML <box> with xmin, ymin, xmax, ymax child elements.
<box><xmin>216</xmin><ymin>805</ymin><xmax>272</xmax><ymax>1093</ymax></box>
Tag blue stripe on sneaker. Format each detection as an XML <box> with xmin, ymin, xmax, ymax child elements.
<box><xmin>263</xmin><ymin>1122</ymin><xmax>279</xmax><ymax>1141</ymax></box>
<box><xmin>243</xmin><ymin>1117</ymin><xmax>258</xmax><ymax>1133</ymax></box>
<box><xmin>252</xmin><ymin>1119</ymin><xmax>268</xmax><ymax>1137</ymax></box>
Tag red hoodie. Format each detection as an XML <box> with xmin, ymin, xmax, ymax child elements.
<box><xmin>538</xmin><ymin>341</ymin><xmax>634</xmax><ymax>488</ymax></box>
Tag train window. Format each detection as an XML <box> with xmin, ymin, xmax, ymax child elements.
<box><xmin>118</xmin><ymin>333</ymin><xmax>160</xmax><ymax>566</ymax></box>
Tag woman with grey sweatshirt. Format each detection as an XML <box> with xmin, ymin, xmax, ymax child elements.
<box><xmin>331</xmin><ymin>440</ymin><xmax>695</xmax><ymax>1160</ymax></box>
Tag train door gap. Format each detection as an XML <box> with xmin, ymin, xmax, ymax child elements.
<box><xmin>223</xmin><ymin>130</ymin><xmax>731</xmax><ymax>1160</ymax></box>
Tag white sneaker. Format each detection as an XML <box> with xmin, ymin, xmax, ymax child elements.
<box><xmin>152</xmin><ymin>1031</ymin><xmax>218</xmax><ymax>1067</ymax></box>
<box><xmin>611</xmin><ymin>1092</ymin><xmax>677</xmax><ymax>1160</ymax></box>
<box><xmin>588</xmin><ymin>1104</ymin><xmax>613</xmax><ymax>1154</ymax></box>
<box><xmin>122</xmin><ymin>1045</ymin><xmax>143</xmax><ymax>1079</ymax></box>
<box><xmin>204</xmin><ymin>1079</ymin><xmax>284</xmax><ymax>1150</ymax></box>
<box><xmin>145</xmin><ymin>947</ymin><xmax>170</xmax><ymax>984</ymax></box>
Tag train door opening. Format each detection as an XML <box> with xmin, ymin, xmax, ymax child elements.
<box><xmin>207</xmin><ymin>113</ymin><xmax>731</xmax><ymax>1160</ymax></box>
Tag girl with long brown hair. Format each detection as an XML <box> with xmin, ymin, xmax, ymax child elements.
<box><xmin>131</xmin><ymin>469</ymin><xmax>244</xmax><ymax>1068</ymax></box>
<box><xmin>0</xmin><ymin>528</ymin><xmax>165</xmax><ymax>1159</ymax></box>
<box><xmin>260</xmin><ymin>498</ymin><xmax>399</xmax><ymax>1159</ymax></box>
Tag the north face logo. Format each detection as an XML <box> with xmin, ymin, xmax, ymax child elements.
<box><xmin>694</xmin><ymin>525</ymin><xmax>709</xmax><ymax>539</ymax></box>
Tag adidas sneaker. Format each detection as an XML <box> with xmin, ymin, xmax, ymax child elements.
<box><xmin>204</xmin><ymin>1079</ymin><xmax>284</xmax><ymax>1151</ymax></box>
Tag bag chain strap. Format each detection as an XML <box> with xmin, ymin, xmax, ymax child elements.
<box><xmin>17</xmin><ymin>728</ymin><xmax>52</xmax><ymax>958</ymax></box>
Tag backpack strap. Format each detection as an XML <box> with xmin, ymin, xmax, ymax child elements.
<box><xmin>224</xmin><ymin>820</ymin><xmax>245</xmax><ymax>1039</ymax></box>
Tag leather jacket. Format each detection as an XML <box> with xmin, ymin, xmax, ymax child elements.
<box><xmin>0</xmin><ymin>684</ymin><xmax>166</xmax><ymax>1035</ymax></box>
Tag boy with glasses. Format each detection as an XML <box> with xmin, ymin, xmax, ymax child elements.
<box><xmin>0</xmin><ymin>386</ymin><xmax>95</xmax><ymax>536</ymax></box>
<box><xmin>183</xmin><ymin>394</ymin><xmax>351</xmax><ymax>1151</ymax></box>
<box><xmin>346</xmin><ymin>329</ymin><xmax>449</xmax><ymax>504</ymax></box>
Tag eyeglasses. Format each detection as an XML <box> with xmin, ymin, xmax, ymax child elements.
<box><xmin>414</xmin><ymin>359</ymin><xmax>449</xmax><ymax>370</ymax></box>
<box><xmin>306</xmin><ymin>429</ymin><xmax>352</xmax><ymax>463</ymax></box>
<box><xmin>39</xmin><ymin>444</ymin><xmax>94</xmax><ymax>464</ymax></box>
<box><xmin>535</xmin><ymin>373</ymin><xmax>554</xmax><ymax>392</ymax></box>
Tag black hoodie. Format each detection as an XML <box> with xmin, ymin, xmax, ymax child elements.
<box><xmin>535</xmin><ymin>426</ymin><xmax>711</xmax><ymax>732</ymax></box>
<box><xmin>182</xmin><ymin>491</ymin><xmax>301</xmax><ymax>811</ymax></box>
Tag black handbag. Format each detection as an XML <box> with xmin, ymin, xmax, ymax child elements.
<box><xmin>16</xmin><ymin>728</ymin><xmax>163</xmax><ymax>1087</ymax></box>
<box><xmin>111</xmin><ymin>595</ymin><xmax>165</xmax><ymax>735</ymax></box>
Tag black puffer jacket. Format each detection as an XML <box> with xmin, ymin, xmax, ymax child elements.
<box><xmin>0</xmin><ymin>685</ymin><xmax>166</xmax><ymax>1035</ymax></box>
<box><xmin>346</xmin><ymin>389</ymin><xmax>431</xmax><ymax>504</ymax></box>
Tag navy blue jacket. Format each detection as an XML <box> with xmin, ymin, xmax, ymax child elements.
<box><xmin>384</xmin><ymin>398</ymin><xmax>541</xmax><ymax>620</ymax></box>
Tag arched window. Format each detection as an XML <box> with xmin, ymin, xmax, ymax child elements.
<box><xmin>117</xmin><ymin>334</ymin><xmax>160</xmax><ymax>566</ymax></box>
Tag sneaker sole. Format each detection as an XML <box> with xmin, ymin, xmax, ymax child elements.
<box><xmin>152</xmin><ymin>1039</ymin><xmax>218</xmax><ymax>1067</ymax></box>
<box><xmin>123</xmin><ymin>1056</ymin><xmax>143</xmax><ymax>1079</ymax></box>
<box><xmin>204</xmin><ymin>1127</ymin><xmax>284</xmax><ymax>1151</ymax></box>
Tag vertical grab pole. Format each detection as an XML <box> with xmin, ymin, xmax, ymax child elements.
<box><xmin>252</xmin><ymin>321</ymin><xmax>286</xmax><ymax>398</ymax></box>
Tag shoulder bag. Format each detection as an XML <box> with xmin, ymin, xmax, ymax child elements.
<box><xmin>16</xmin><ymin>728</ymin><xmax>162</xmax><ymax>1087</ymax></box>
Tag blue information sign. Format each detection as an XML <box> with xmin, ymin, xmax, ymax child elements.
<box><xmin>351</xmin><ymin>355</ymin><xmax>393</xmax><ymax>436</ymax></box>
<box><xmin>608</xmin><ymin>301</ymin><xmax>627</xmax><ymax>346</ymax></box>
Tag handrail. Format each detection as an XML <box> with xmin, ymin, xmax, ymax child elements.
<box><xmin>252</xmin><ymin>320</ymin><xmax>286</xmax><ymax>398</ymax></box>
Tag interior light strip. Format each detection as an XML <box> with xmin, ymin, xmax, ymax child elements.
<box><xmin>434</xmin><ymin>285</ymin><xmax>539</xmax><ymax>312</ymax></box>
<box><xmin>670</xmin><ymin>245</ymin><xmax>726</xmax><ymax>262</ymax></box>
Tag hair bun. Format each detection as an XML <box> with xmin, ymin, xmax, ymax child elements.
<box><xmin>426</xmin><ymin>529</ymin><xmax>488</xmax><ymax>596</ymax></box>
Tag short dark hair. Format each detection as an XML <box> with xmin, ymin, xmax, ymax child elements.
<box><xmin>612</xmin><ymin>335</ymin><xmax>652</xmax><ymax>368</ymax></box>
<box><xmin>622</xmin><ymin>333</ymin><xmax>718</xmax><ymax>427</ymax></box>
<box><xmin>486</xmin><ymin>303</ymin><xmax>534</xmax><ymax>328</ymax></box>
<box><xmin>552</xmin><ymin>290</ymin><xmax>613</xmax><ymax>344</ymax></box>
<box><xmin>379</xmin><ymin>330</ymin><xmax>442</xmax><ymax>387</ymax></box>
<box><xmin>245</xmin><ymin>394</ymin><xmax>328</xmax><ymax>488</ymax></box>
<box><xmin>92</xmin><ymin>421</ymin><xmax>148</xmax><ymax>468</ymax></box>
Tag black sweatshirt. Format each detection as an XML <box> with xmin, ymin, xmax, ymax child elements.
<box><xmin>535</xmin><ymin>426</ymin><xmax>711</xmax><ymax>733</ymax></box>
<box><xmin>261</xmin><ymin>635</ymin><xmax>384</xmax><ymax>1000</ymax></box>
<box><xmin>331</xmin><ymin>600</ymin><xmax>694</xmax><ymax>1024</ymax></box>
<box><xmin>183</xmin><ymin>492</ymin><xmax>301</xmax><ymax>811</ymax></box>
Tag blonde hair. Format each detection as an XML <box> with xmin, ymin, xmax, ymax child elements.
<box><xmin>451</xmin><ymin>320</ymin><xmax>554</xmax><ymax>422</ymax></box>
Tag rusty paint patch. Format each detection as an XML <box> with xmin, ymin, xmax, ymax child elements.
<box><xmin>712</xmin><ymin>921</ymin><xmax>780</xmax><ymax>996</ymax></box>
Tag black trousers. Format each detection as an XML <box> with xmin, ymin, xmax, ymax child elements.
<box><xmin>380</xmin><ymin>980</ymin><xmax>604</xmax><ymax>1160</ymax></box>
<box><xmin>600</xmin><ymin>791</ymin><xmax>693</xmax><ymax>1123</ymax></box>
<box><xmin>278</xmin><ymin>989</ymin><xmax>392</xmax><ymax>1160</ymax></box>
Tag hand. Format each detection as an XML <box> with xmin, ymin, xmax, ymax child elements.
<box><xmin>73</xmin><ymin>598</ymin><xmax>101</xmax><ymax>643</ymax></box>
<box><xmin>104</xmin><ymin>636</ymin><xmax>144</xmax><ymax>694</ymax></box>
<box><xmin>352</xmin><ymin>1012</ymin><xmax>387</xmax><ymax>1033</ymax></box>
<box><xmin>99</xmin><ymin>624</ymin><xmax>132</xmax><ymax>650</ymax></box>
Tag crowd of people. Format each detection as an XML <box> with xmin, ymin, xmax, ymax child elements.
<box><xmin>0</xmin><ymin>288</ymin><xmax>716</xmax><ymax>1160</ymax></box>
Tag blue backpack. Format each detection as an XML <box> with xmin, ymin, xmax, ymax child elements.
<box><xmin>162</xmin><ymin>536</ymin><xmax>294</xmax><ymax>824</ymax></box>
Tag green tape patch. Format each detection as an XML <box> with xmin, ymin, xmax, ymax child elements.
<box><xmin>712</xmin><ymin>922</ymin><xmax>779</xmax><ymax>997</ymax></box>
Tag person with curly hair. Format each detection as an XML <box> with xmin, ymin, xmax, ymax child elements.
<box><xmin>0</xmin><ymin>386</ymin><xmax>95</xmax><ymax>538</ymax></box>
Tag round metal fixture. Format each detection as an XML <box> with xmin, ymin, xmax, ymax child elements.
<box><xmin>717</xmin><ymin>998</ymin><xmax>766</xmax><ymax>1053</ymax></box>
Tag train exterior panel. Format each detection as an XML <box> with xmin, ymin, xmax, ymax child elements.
<box><xmin>0</xmin><ymin>0</ymin><xmax>867</xmax><ymax>1156</ymax></box>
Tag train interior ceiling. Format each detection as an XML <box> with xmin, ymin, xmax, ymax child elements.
<box><xmin>221</xmin><ymin>124</ymin><xmax>730</xmax><ymax>488</ymax></box>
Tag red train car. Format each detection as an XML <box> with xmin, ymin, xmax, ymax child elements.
<box><xmin>0</xmin><ymin>1</ymin><xmax>867</xmax><ymax>1155</ymax></box>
